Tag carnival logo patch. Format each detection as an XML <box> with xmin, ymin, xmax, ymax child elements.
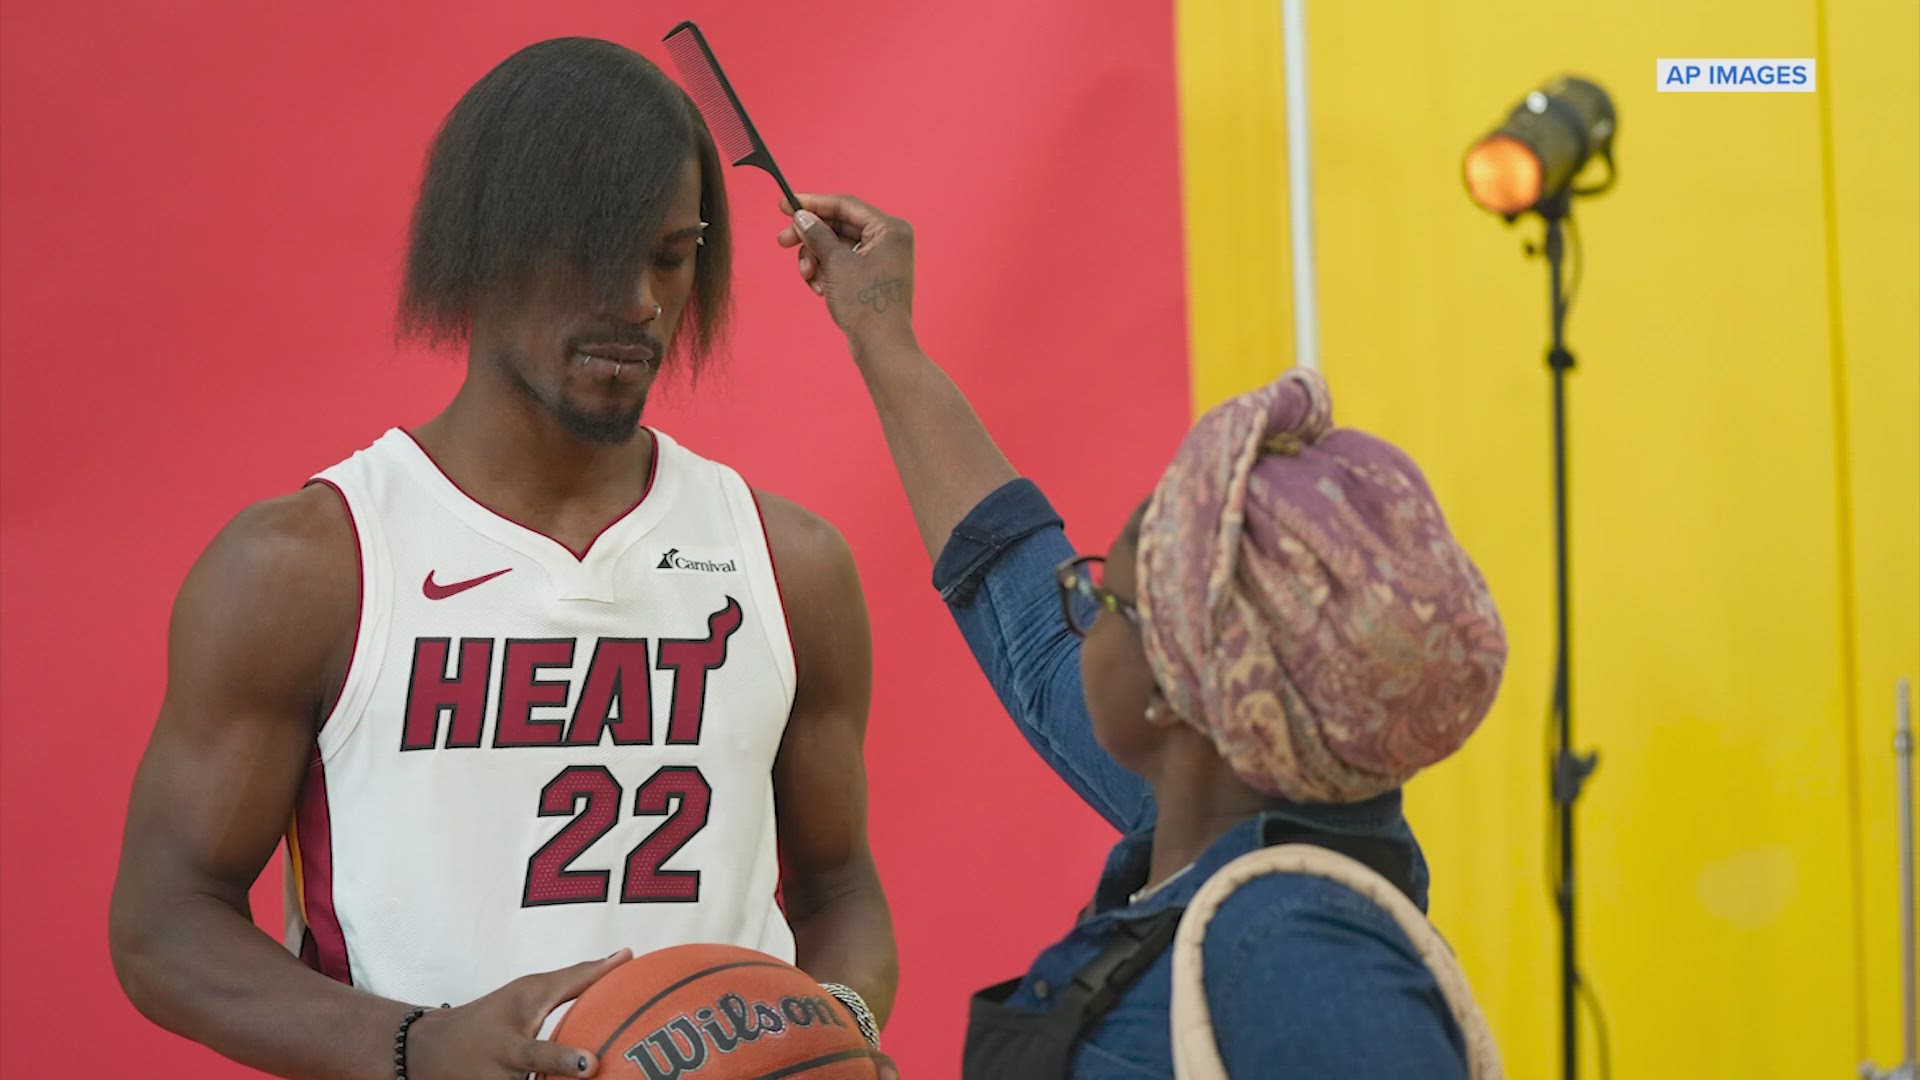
<box><xmin>656</xmin><ymin>548</ymin><xmax>738</xmax><ymax>574</ymax></box>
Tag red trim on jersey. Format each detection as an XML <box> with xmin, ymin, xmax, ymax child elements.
<box><xmin>751</xmin><ymin>490</ymin><xmax>797</xmax><ymax>920</ymax></box>
<box><xmin>399</xmin><ymin>428</ymin><xmax>660</xmax><ymax>561</ymax></box>
<box><xmin>293</xmin><ymin>758</ymin><xmax>352</xmax><ymax>985</ymax></box>
<box><xmin>748</xmin><ymin>490</ymin><xmax>797</xmax><ymax>652</ymax></box>
<box><xmin>304</xmin><ymin>479</ymin><xmax>362</xmax><ymax>736</ymax></box>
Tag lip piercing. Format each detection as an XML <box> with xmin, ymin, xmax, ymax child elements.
<box><xmin>696</xmin><ymin>220</ymin><xmax>709</xmax><ymax>247</ymax></box>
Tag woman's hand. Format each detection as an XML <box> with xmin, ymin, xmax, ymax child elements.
<box><xmin>778</xmin><ymin>194</ymin><xmax>917</xmax><ymax>353</ymax></box>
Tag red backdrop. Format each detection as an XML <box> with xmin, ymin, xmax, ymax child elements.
<box><xmin>0</xmin><ymin>2</ymin><xmax>1189</xmax><ymax>1074</ymax></box>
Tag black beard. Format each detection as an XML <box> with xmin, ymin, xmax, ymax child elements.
<box><xmin>492</xmin><ymin>345</ymin><xmax>647</xmax><ymax>445</ymax></box>
<box><xmin>550</xmin><ymin>395</ymin><xmax>646</xmax><ymax>445</ymax></box>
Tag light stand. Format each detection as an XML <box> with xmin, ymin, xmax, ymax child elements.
<box><xmin>1531</xmin><ymin>187</ymin><xmax>1601</xmax><ymax>1080</ymax></box>
<box><xmin>1466</xmin><ymin>75</ymin><xmax>1618</xmax><ymax>1079</ymax></box>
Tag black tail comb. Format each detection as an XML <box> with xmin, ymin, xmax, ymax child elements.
<box><xmin>664</xmin><ymin>21</ymin><xmax>801</xmax><ymax>212</ymax></box>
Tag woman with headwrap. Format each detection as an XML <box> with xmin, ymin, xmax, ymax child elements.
<box><xmin>781</xmin><ymin>196</ymin><xmax>1508</xmax><ymax>1078</ymax></box>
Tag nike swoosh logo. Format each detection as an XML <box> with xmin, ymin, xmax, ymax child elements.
<box><xmin>423</xmin><ymin>567</ymin><xmax>512</xmax><ymax>600</ymax></box>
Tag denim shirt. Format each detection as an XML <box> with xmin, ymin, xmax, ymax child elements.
<box><xmin>932</xmin><ymin>479</ymin><xmax>1468</xmax><ymax>1079</ymax></box>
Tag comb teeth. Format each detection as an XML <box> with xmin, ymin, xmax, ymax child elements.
<box><xmin>664</xmin><ymin>27</ymin><xmax>755</xmax><ymax>165</ymax></box>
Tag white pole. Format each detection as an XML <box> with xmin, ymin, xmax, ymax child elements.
<box><xmin>1281</xmin><ymin>0</ymin><xmax>1320</xmax><ymax>372</ymax></box>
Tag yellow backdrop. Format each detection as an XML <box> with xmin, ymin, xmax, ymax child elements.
<box><xmin>1175</xmin><ymin>2</ymin><xmax>1919</xmax><ymax>1077</ymax></box>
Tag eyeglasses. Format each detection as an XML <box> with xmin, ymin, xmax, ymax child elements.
<box><xmin>1055</xmin><ymin>555</ymin><xmax>1140</xmax><ymax>637</ymax></box>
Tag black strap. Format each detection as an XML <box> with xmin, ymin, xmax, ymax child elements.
<box><xmin>1047</xmin><ymin>908</ymin><xmax>1185</xmax><ymax>1023</ymax></box>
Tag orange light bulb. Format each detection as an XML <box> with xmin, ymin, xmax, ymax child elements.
<box><xmin>1464</xmin><ymin>135</ymin><xmax>1543</xmax><ymax>216</ymax></box>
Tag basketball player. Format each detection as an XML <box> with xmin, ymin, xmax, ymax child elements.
<box><xmin>108</xmin><ymin>39</ymin><xmax>897</xmax><ymax>1079</ymax></box>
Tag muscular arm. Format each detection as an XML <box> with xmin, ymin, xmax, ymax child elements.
<box><xmin>759</xmin><ymin>493</ymin><xmax>899</xmax><ymax>1028</ymax></box>
<box><xmin>108</xmin><ymin>486</ymin><xmax>413</xmax><ymax>1079</ymax></box>
<box><xmin>847</xmin><ymin>333</ymin><xmax>1020</xmax><ymax>563</ymax></box>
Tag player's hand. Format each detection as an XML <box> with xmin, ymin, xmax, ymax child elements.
<box><xmin>777</xmin><ymin>195</ymin><xmax>916</xmax><ymax>351</ymax></box>
<box><xmin>404</xmin><ymin>949</ymin><xmax>633</xmax><ymax>1080</ymax></box>
<box><xmin>869</xmin><ymin>1049</ymin><xmax>902</xmax><ymax>1080</ymax></box>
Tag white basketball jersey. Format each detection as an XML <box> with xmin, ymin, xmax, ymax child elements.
<box><xmin>283</xmin><ymin>427</ymin><xmax>797</xmax><ymax>1007</ymax></box>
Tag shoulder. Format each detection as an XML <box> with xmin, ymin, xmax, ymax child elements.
<box><xmin>1207</xmin><ymin>869</ymin><xmax>1409</xmax><ymax>935</ymax></box>
<box><xmin>1198</xmin><ymin>872</ymin><xmax>1426</xmax><ymax>980</ymax></box>
<box><xmin>752</xmin><ymin>491</ymin><xmax>862</xmax><ymax>605</ymax></box>
<box><xmin>1195</xmin><ymin>873</ymin><xmax>1466</xmax><ymax>1076</ymax></box>
<box><xmin>193</xmin><ymin>485</ymin><xmax>358</xmax><ymax>602</ymax></box>
<box><xmin>169</xmin><ymin>485</ymin><xmax>359</xmax><ymax>699</ymax></box>
<box><xmin>753</xmin><ymin>491</ymin><xmax>854</xmax><ymax>573</ymax></box>
<box><xmin>750</xmin><ymin>491</ymin><xmax>869</xmax><ymax>674</ymax></box>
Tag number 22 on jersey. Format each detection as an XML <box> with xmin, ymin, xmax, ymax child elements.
<box><xmin>399</xmin><ymin>600</ymin><xmax>745</xmax><ymax>909</ymax></box>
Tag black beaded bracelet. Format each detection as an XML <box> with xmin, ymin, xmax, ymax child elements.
<box><xmin>394</xmin><ymin>1004</ymin><xmax>447</xmax><ymax>1080</ymax></box>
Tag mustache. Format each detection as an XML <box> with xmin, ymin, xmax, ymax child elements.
<box><xmin>566</xmin><ymin>327</ymin><xmax>664</xmax><ymax>354</ymax></box>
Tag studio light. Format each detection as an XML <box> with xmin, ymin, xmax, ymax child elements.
<box><xmin>1464</xmin><ymin>75</ymin><xmax>1617</xmax><ymax>218</ymax></box>
<box><xmin>1462</xmin><ymin>72</ymin><xmax>1621</xmax><ymax>1080</ymax></box>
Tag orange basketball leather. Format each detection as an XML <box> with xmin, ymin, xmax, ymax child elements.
<box><xmin>544</xmin><ymin>944</ymin><xmax>878</xmax><ymax>1080</ymax></box>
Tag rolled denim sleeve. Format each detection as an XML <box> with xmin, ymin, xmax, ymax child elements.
<box><xmin>931</xmin><ymin>479</ymin><xmax>1153</xmax><ymax>833</ymax></box>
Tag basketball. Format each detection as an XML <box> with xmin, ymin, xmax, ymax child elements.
<box><xmin>542</xmin><ymin>944</ymin><xmax>879</xmax><ymax>1080</ymax></box>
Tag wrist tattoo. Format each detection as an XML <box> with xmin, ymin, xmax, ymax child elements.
<box><xmin>856</xmin><ymin>274</ymin><xmax>907</xmax><ymax>314</ymax></box>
